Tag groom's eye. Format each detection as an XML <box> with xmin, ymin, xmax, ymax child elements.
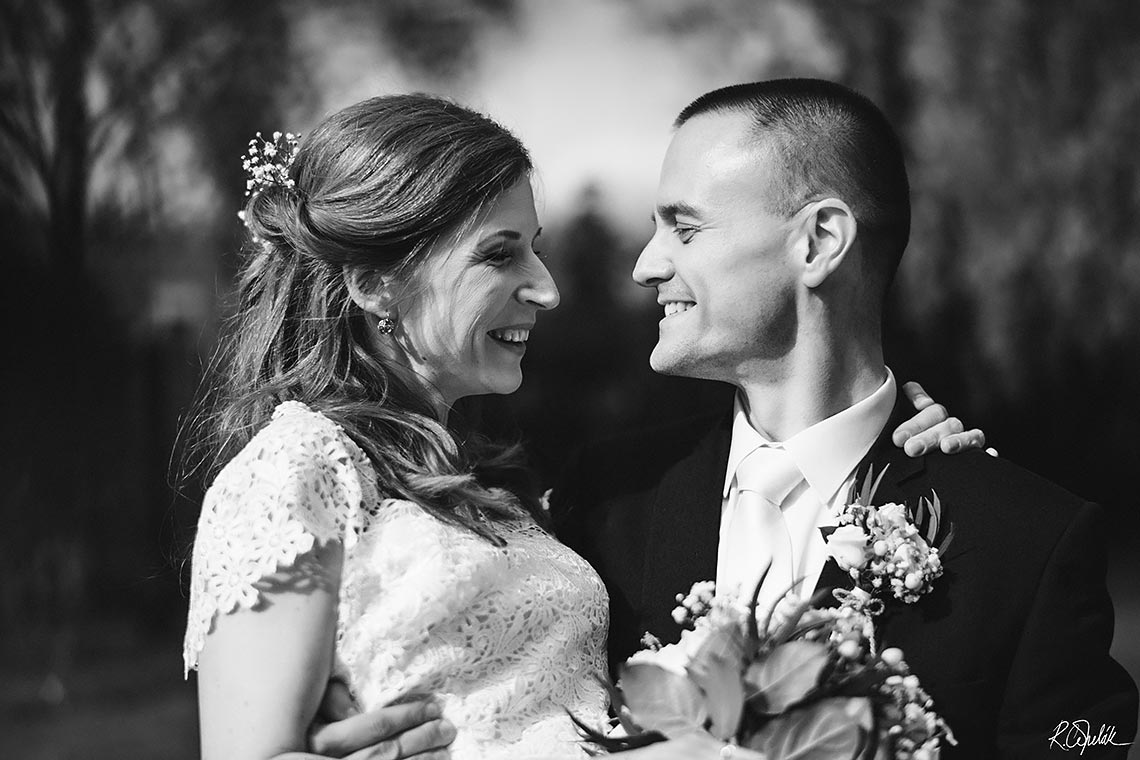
<box><xmin>675</xmin><ymin>225</ymin><xmax>698</xmax><ymax>243</ymax></box>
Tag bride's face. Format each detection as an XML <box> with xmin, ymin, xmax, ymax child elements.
<box><xmin>394</xmin><ymin>180</ymin><xmax>559</xmax><ymax>405</ymax></box>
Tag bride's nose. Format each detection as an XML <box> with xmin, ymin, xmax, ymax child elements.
<box><xmin>518</xmin><ymin>258</ymin><xmax>560</xmax><ymax>310</ymax></box>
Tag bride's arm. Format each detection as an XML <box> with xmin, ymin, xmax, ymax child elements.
<box><xmin>197</xmin><ymin>541</ymin><xmax>343</xmax><ymax>760</ymax></box>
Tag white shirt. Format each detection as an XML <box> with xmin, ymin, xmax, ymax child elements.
<box><xmin>716</xmin><ymin>368</ymin><xmax>897</xmax><ymax>601</ymax></box>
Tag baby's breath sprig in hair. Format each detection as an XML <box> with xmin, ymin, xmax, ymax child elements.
<box><xmin>236</xmin><ymin>131</ymin><xmax>301</xmax><ymax>236</ymax></box>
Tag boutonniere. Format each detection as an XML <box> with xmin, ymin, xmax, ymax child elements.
<box><xmin>826</xmin><ymin>466</ymin><xmax>954</xmax><ymax>612</ymax></box>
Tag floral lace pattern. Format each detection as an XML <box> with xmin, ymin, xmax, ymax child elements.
<box><xmin>183</xmin><ymin>402</ymin><xmax>609</xmax><ymax>759</ymax></box>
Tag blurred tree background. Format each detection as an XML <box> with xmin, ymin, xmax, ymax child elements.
<box><xmin>1</xmin><ymin>0</ymin><xmax>1137</xmax><ymax>756</ymax></box>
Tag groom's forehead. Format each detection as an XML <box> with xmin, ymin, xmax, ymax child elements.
<box><xmin>660</xmin><ymin>122</ymin><xmax>781</xmax><ymax>209</ymax></box>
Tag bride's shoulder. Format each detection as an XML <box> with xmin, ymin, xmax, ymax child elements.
<box><xmin>211</xmin><ymin>400</ymin><xmax>375</xmax><ymax>498</ymax></box>
<box><xmin>255</xmin><ymin>399</ymin><xmax>343</xmax><ymax>448</ymax></box>
<box><xmin>224</xmin><ymin>398</ymin><xmax>371</xmax><ymax>476</ymax></box>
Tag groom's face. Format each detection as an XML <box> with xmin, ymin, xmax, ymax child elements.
<box><xmin>634</xmin><ymin>111</ymin><xmax>800</xmax><ymax>382</ymax></box>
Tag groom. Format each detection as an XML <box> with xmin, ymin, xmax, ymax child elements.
<box><xmin>552</xmin><ymin>79</ymin><xmax>1137</xmax><ymax>758</ymax></box>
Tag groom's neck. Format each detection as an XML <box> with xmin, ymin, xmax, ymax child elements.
<box><xmin>732</xmin><ymin>328</ymin><xmax>885</xmax><ymax>442</ymax></box>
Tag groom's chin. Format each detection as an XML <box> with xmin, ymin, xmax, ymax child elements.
<box><xmin>650</xmin><ymin>344</ymin><xmax>725</xmax><ymax>383</ymax></box>
<box><xmin>649</xmin><ymin>344</ymin><xmax>691</xmax><ymax>377</ymax></box>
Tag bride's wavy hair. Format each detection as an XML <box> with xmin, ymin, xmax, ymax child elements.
<box><xmin>186</xmin><ymin>94</ymin><xmax>543</xmax><ymax>544</ymax></box>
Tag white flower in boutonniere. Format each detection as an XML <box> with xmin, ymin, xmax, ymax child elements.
<box><xmin>826</xmin><ymin>524</ymin><xmax>872</xmax><ymax>571</ymax></box>
<box><xmin>826</xmin><ymin>466</ymin><xmax>954</xmax><ymax>607</ymax></box>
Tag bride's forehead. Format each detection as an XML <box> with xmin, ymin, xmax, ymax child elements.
<box><xmin>462</xmin><ymin>184</ymin><xmax>540</xmax><ymax>239</ymax></box>
<box><xmin>483</xmin><ymin>180</ymin><xmax>539</xmax><ymax>222</ymax></box>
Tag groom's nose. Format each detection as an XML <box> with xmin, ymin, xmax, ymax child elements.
<box><xmin>632</xmin><ymin>237</ymin><xmax>673</xmax><ymax>288</ymax></box>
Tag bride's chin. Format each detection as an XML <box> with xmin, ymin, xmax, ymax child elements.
<box><xmin>497</xmin><ymin>377</ymin><xmax>524</xmax><ymax>395</ymax></box>
<box><xmin>490</xmin><ymin>371</ymin><xmax>524</xmax><ymax>395</ymax></box>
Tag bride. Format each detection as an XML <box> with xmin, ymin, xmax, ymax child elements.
<box><xmin>183</xmin><ymin>93</ymin><xmax>977</xmax><ymax>760</ymax></box>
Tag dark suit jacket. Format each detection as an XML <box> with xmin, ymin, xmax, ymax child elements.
<box><xmin>552</xmin><ymin>392</ymin><xmax>1138</xmax><ymax>759</ymax></box>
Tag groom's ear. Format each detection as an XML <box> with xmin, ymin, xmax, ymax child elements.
<box><xmin>800</xmin><ymin>198</ymin><xmax>857</xmax><ymax>289</ymax></box>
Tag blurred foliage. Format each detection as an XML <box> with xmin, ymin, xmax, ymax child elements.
<box><xmin>0</xmin><ymin>3</ymin><xmax>1138</xmax><ymax>744</ymax></box>
<box><xmin>0</xmin><ymin>0</ymin><xmax>298</xmax><ymax>680</ymax></box>
<box><xmin>844</xmin><ymin>0</ymin><xmax>1140</xmax><ymax>515</ymax></box>
<box><xmin>368</xmin><ymin>0</ymin><xmax>518</xmax><ymax>80</ymax></box>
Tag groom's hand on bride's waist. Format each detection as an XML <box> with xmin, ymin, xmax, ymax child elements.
<box><xmin>307</xmin><ymin>679</ymin><xmax>456</xmax><ymax>759</ymax></box>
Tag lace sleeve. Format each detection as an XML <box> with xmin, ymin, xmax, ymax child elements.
<box><xmin>182</xmin><ymin>401</ymin><xmax>377</xmax><ymax>676</ymax></box>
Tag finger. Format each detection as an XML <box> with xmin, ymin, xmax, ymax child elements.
<box><xmin>892</xmin><ymin>403</ymin><xmax>949</xmax><ymax>446</ymax></box>
<box><xmin>902</xmin><ymin>416</ymin><xmax>964</xmax><ymax>456</ymax></box>
<box><xmin>344</xmin><ymin>734</ymin><xmax>401</xmax><ymax>760</ymax></box>
<box><xmin>342</xmin><ymin>719</ymin><xmax>456</xmax><ymax>760</ymax></box>
<box><xmin>319</xmin><ymin>679</ymin><xmax>361</xmax><ymax>722</ymax></box>
<box><xmin>901</xmin><ymin>381</ymin><xmax>936</xmax><ymax>411</ymax></box>
<box><xmin>396</xmin><ymin>751</ymin><xmax>450</xmax><ymax>760</ymax></box>
<box><xmin>310</xmin><ymin>700</ymin><xmax>442</xmax><ymax>756</ymax></box>
<box><xmin>939</xmin><ymin>428</ymin><xmax>986</xmax><ymax>454</ymax></box>
<box><xmin>356</xmin><ymin>750</ymin><xmax>449</xmax><ymax>760</ymax></box>
<box><xmin>388</xmin><ymin>718</ymin><xmax>457</xmax><ymax>758</ymax></box>
<box><xmin>986</xmin><ymin>447</ymin><xmax>999</xmax><ymax>457</ymax></box>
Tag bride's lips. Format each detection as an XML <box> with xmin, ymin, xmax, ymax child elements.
<box><xmin>487</xmin><ymin>324</ymin><xmax>533</xmax><ymax>353</ymax></box>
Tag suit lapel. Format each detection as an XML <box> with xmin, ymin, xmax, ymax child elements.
<box><xmin>638</xmin><ymin>392</ymin><xmax>929</xmax><ymax>625</ymax></box>
<box><xmin>856</xmin><ymin>390</ymin><xmax>928</xmax><ymax>501</ymax></box>
<box><xmin>811</xmin><ymin>390</ymin><xmax>928</xmax><ymax>602</ymax></box>
<box><xmin>641</xmin><ymin>410</ymin><xmax>732</xmax><ymax>641</ymax></box>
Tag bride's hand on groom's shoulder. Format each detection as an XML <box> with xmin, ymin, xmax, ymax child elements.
<box><xmin>893</xmin><ymin>381</ymin><xmax>989</xmax><ymax>457</ymax></box>
<box><xmin>304</xmin><ymin>680</ymin><xmax>456</xmax><ymax>759</ymax></box>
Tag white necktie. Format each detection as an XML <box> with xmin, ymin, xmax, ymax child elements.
<box><xmin>718</xmin><ymin>446</ymin><xmax>804</xmax><ymax>614</ymax></box>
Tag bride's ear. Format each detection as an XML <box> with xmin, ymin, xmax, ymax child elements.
<box><xmin>343</xmin><ymin>265</ymin><xmax>396</xmax><ymax>317</ymax></box>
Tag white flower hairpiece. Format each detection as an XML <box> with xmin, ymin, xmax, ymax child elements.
<box><xmin>241</xmin><ymin>131</ymin><xmax>300</xmax><ymax>195</ymax></box>
<box><xmin>237</xmin><ymin>131</ymin><xmax>301</xmax><ymax>238</ymax></box>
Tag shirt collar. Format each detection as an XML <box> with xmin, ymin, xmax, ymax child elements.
<box><xmin>723</xmin><ymin>368</ymin><xmax>897</xmax><ymax>504</ymax></box>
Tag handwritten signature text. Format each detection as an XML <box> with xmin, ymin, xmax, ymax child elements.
<box><xmin>1049</xmin><ymin>720</ymin><xmax>1132</xmax><ymax>754</ymax></box>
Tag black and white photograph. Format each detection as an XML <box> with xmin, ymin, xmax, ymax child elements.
<box><xmin>2</xmin><ymin>1</ymin><xmax>1138</xmax><ymax>758</ymax></box>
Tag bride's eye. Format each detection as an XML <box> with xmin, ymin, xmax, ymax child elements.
<box><xmin>481</xmin><ymin>246</ymin><xmax>514</xmax><ymax>266</ymax></box>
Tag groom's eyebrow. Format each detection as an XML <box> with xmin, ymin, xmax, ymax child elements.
<box><xmin>655</xmin><ymin>202</ymin><xmax>702</xmax><ymax>223</ymax></box>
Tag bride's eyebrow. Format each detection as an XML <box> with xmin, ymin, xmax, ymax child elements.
<box><xmin>473</xmin><ymin>230</ymin><xmax>522</xmax><ymax>253</ymax></box>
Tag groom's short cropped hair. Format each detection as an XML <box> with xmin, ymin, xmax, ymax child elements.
<box><xmin>676</xmin><ymin>79</ymin><xmax>911</xmax><ymax>290</ymax></box>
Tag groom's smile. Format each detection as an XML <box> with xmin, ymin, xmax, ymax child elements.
<box><xmin>659</xmin><ymin>298</ymin><xmax>696</xmax><ymax>319</ymax></box>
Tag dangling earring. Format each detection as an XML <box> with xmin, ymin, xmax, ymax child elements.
<box><xmin>376</xmin><ymin>315</ymin><xmax>397</xmax><ymax>335</ymax></box>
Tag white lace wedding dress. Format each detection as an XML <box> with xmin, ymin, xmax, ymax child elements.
<box><xmin>183</xmin><ymin>401</ymin><xmax>610</xmax><ymax>759</ymax></box>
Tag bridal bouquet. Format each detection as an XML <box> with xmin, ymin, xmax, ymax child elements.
<box><xmin>578</xmin><ymin>469</ymin><xmax>956</xmax><ymax>759</ymax></box>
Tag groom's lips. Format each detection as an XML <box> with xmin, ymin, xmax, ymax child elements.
<box><xmin>659</xmin><ymin>298</ymin><xmax>696</xmax><ymax>320</ymax></box>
